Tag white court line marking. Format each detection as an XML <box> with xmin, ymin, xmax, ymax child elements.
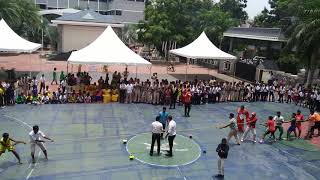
<box><xmin>3</xmin><ymin>115</ymin><xmax>32</xmax><ymax>129</ymax></box>
<box><xmin>1</xmin><ymin>115</ymin><xmax>42</xmax><ymax>180</ymax></box>
<box><xmin>177</xmin><ymin>166</ymin><xmax>187</xmax><ymax>180</ymax></box>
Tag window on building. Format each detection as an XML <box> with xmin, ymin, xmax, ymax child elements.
<box><xmin>115</xmin><ymin>10</ymin><xmax>122</xmax><ymax>15</ymax></box>
<box><xmin>223</xmin><ymin>61</ymin><xmax>231</xmax><ymax>71</ymax></box>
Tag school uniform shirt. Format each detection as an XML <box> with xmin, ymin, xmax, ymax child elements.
<box><xmin>151</xmin><ymin>121</ymin><xmax>163</xmax><ymax>134</ymax></box>
<box><xmin>229</xmin><ymin>118</ymin><xmax>237</xmax><ymax>130</ymax></box>
<box><xmin>273</xmin><ymin>116</ymin><xmax>284</xmax><ymax>126</ymax></box>
<box><xmin>288</xmin><ymin>90</ymin><xmax>293</xmax><ymax>96</ymax></box>
<box><xmin>29</xmin><ymin>131</ymin><xmax>45</xmax><ymax>144</ymax></box>
<box><xmin>126</xmin><ymin>84</ymin><xmax>133</xmax><ymax>93</ymax></box>
<box><xmin>247</xmin><ymin>116</ymin><xmax>257</xmax><ymax>128</ymax></box>
<box><xmin>167</xmin><ymin>120</ymin><xmax>177</xmax><ymax>136</ymax></box>
<box><xmin>40</xmin><ymin>77</ymin><xmax>45</xmax><ymax>84</ymax></box>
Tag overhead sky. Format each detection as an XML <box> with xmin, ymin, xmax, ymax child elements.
<box><xmin>214</xmin><ymin>0</ymin><xmax>270</xmax><ymax>19</ymax></box>
<box><xmin>246</xmin><ymin>0</ymin><xmax>270</xmax><ymax>19</ymax></box>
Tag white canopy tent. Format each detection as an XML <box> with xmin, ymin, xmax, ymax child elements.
<box><xmin>68</xmin><ymin>26</ymin><xmax>151</xmax><ymax>66</ymax></box>
<box><xmin>169</xmin><ymin>32</ymin><xmax>237</xmax><ymax>81</ymax></box>
<box><xmin>0</xmin><ymin>19</ymin><xmax>41</xmax><ymax>53</ymax></box>
<box><xmin>169</xmin><ymin>32</ymin><xmax>236</xmax><ymax>60</ymax></box>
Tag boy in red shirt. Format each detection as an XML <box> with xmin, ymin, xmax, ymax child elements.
<box><xmin>241</xmin><ymin>112</ymin><xmax>258</xmax><ymax>143</ymax></box>
<box><xmin>237</xmin><ymin>105</ymin><xmax>249</xmax><ymax>137</ymax></box>
<box><xmin>183</xmin><ymin>88</ymin><xmax>192</xmax><ymax>117</ymax></box>
<box><xmin>259</xmin><ymin>116</ymin><xmax>276</xmax><ymax>143</ymax></box>
<box><xmin>295</xmin><ymin>110</ymin><xmax>304</xmax><ymax>138</ymax></box>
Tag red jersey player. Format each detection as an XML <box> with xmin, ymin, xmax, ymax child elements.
<box><xmin>237</xmin><ymin>105</ymin><xmax>249</xmax><ymax>135</ymax></box>
<box><xmin>295</xmin><ymin>110</ymin><xmax>304</xmax><ymax>138</ymax></box>
<box><xmin>259</xmin><ymin>116</ymin><xmax>276</xmax><ymax>143</ymax></box>
<box><xmin>241</xmin><ymin>112</ymin><xmax>258</xmax><ymax>143</ymax></box>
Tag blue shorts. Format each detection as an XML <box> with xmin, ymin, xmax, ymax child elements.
<box><xmin>288</xmin><ymin>126</ymin><xmax>296</xmax><ymax>132</ymax></box>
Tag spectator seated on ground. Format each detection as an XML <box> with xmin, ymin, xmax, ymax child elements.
<box><xmin>31</xmin><ymin>95</ymin><xmax>41</xmax><ymax>105</ymax></box>
<box><xmin>51</xmin><ymin>92</ymin><xmax>59</xmax><ymax>104</ymax></box>
<box><xmin>96</xmin><ymin>89</ymin><xmax>103</xmax><ymax>103</ymax></box>
<box><xmin>42</xmin><ymin>93</ymin><xmax>50</xmax><ymax>104</ymax></box>
<box><xmin>103</xmin><ymin>88</ymin><xmax>111</xmax><ymax>103</ymax></box>
<box><xmin>59</xmin><ymin>93</ymin><xmax>67</xmax><ymax>104</ymax></box>
<box><xmin>84</xmin><ymin>93</ymin><xmax>91</xmax><ymax>103</ymax></box>
<box><xmin>26</xmin><ymin>94</ymin><xmax>32</xmax><ymax>104</ymax></box>
<box><xmin>16</xmin><ymin>93</ymin><xmax>26</xmax><ymax>104</ymax></box>
<box><xmin>77</xmin><ymin>91</ymin><xmax>84</xmax><ymax>103</ymax></box>
<box><xmin>111</xmin><ymin>88</ymin><xmax>119</xmax><ymax>102</ymax></box>
<box><xmin>68</xmin><ymin>90</ymin><xmax>77</xmax><ymax>103</ymax></box>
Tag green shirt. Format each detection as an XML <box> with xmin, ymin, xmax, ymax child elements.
<box><xmin>53</xmin><ymin>71</ymin><xmax>57</xmax><ymax>79</ymax></box>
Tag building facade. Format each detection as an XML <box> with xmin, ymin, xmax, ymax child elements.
<box><xmin>35</xmin><ymin>0</ymin><xmax>146</xmax><ymax>24</ymax></box>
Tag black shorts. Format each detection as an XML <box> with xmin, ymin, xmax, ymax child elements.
<box><xmin>313</xmin><ymin>122</ymin><xmax>320</xmax><ymax>128</ymax></box>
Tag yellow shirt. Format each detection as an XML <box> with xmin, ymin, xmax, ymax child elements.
<box><xmin>0</xmin><ymin>88</ymin><xmax>3</xmax><ymax>95</ymax></box>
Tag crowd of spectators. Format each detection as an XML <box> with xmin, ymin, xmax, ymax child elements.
<box><xmin>0</xmin><ymin>68</ymin><xmax>319</xmax><ymax>112</ymax></box>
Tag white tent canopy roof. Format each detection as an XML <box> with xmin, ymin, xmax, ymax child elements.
<box><xmin>68</xmin><ymin>26</ymin><xmax>151</xmax><ymax>66</ymax></box>
<box><xmin>169</xmin><ymin>32</ymin><xmax>236</xmax><ymax>60</ymax></box>
<box><xmin>0</xmin><ymin>19</ymin><xmax>41</xmax><ymax>53</ymax></box>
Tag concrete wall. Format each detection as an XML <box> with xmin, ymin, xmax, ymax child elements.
<box><xmin>58</xmin><ymin>24</ymin><xmax>121</xmax><ymax>52</ymax></box>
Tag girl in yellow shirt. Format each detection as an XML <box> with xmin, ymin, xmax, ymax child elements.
<box><xmin>0</xmin><ymin>133</ymin><xmax>26</xmax><ymax>164</ymax></box>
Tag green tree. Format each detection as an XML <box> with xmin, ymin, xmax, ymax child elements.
<box><xmin>286</xmin><ymin>9</ymin><xmax>320</xmax><ymax>86</ymax></box>
<box><xmin>218</xmin><ymin>0</ymin><xmax>248</xmax><ymax>24</ymax></box>
<box><xmin>0</xmin><ymin>0</ymin><xmax>41</xmax><ymax>41</ymax></box>
<box><xmin>138</xmin><ymin>0</ymin><xmax>236</xmax><ymax>58</ymax></box>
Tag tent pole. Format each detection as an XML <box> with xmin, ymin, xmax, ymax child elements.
<box><xmin>185</xmin><ymin>58</ymin><xmax>188</xmax><ymax>82</ymax></box>
<box><xmin>29</xmin><ymin>53</ymin><xmax>32</xmax><ymax>78</ymax></box>
<box><xmin>135</xmin><ymin>66</ymin><xmax>138</xmax><ymax>79</ymax></box>
<box><xmin>233</xmin><ymin>61</ymin><xmax>236</xmax><ymax>84</ymax></box>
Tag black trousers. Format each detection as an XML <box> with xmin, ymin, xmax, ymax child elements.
<box><xmin>168</xmin><ymin>135</ymin><xmax>176</xmax><ymax>155</ymax></box>
<box><xmin>119</xmin><ymin>89</ymin><xmax>126</xmax><ymax>103</ymax></box>
<box><xmin>184</xmin><ymin>103</ymin><xmax>191</xmax><ymax>116</ymax></box>
<box><xmin>170</xmin><ymin>97</ymin><xmax>176</xmax><ymax>109</ymax></box>
<box><xmin>150</xmin><ymin>133</ymin><xmax>161</xmax><ymax>155</ymax></box>
<box><xmin>0</xmin><ymin>95</ymin><xmax>3</xmax><ymax>107</ymax></box>
<box><xmin>310</xmin><ymin>122</ymin><xmax>320</xmax><ymax>137</ymax></box>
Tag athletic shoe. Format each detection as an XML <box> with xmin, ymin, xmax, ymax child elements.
<box><xmin>240</xmin><ymin>139</ymin><xmax>244</xmax><ymax>142</ymax></box>
<box><xmin>165</xmin><ymin>154</ymin><xmax>173</xmax><ymax>157</ymax></box>
<box><xmin>253</xmin><ymin>140</ymin><xmax>257</xmax><ymax>143</ymax></box>
<box><xmin>259</xmin><ymin>139</ymin><xmax>263</xmax><ymax>144</ymax></box>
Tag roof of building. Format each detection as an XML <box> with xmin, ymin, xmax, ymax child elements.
<box><xmin>223</xmin><ymin>27</ymin><xmax>286</xmax><ymax>42</ymax></box>
<box><xmin>55</xmin><ymin>10</ymin><xmax>120</xmax><ymax>24</ymax></box>
<box><xmin>257</xmin><ymin>59</ymin><xmax>279</xmax><ymax>71</ymax></box>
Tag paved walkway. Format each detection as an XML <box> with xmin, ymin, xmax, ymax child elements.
<box><xmin>0</xmin><ymin>54</ymin><xmax>241</xmax><ymax>83</ymax></box>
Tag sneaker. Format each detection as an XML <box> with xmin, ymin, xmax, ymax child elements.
<box><xmin>165</xmin><ymin>153</ymin><xmax>173</xmax><ymax>157</ymax></box>
<box><xmin>240</xmin><ymin>139</ymin><xmax>244</xmax><ymax>142</ymax></box>
<box><xmin>259</xmin><ymin>139</ymin><xmax>263</xmax><ymax>144</ymax></box>
<box><xmin>253</xmin><ymin>140</ymin><xmax>257</xmax><ymax>143</ymax></box>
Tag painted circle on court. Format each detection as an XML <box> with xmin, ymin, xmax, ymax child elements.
<box><xmin>126</xmin><ymin>133</ymin><xmax>201</xmax><ymax>167</ymax></box>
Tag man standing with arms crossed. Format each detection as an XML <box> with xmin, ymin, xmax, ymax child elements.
<box><xmin>165</xmin><ymin>115</ymin><xmax>176</xmax><ymax>157</ymax></box>
<box><xmin>150</xmin><ymin>116</ymin><xmax>163</xmax><ymax>156</ymax></box>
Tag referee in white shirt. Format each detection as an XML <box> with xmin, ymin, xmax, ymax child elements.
<box><xmin>150</xmin><ymin>116</ymin><xmax>164</xmax><ymax>156</ymax></box>
<box><xmin>165</xmin><ymin>115</ymin><xmax>176</xmax><ymax>157</ymax></box>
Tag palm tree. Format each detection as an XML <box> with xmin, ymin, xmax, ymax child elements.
<box><xmin>0</xmin><ymin>0</ymin><xmax>41</xmax><ymax>38</ymax></box>
<box><xmin>286</xmin><ymin>9</ymin><xmax>320</xmax><ymax>86</ymax></box>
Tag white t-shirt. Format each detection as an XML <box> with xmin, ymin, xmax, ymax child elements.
<box><xmin>126</xmin><ymin>84</ymin><xmax>133</xmax><ymax>93</ymax></box>
<box><xmin>167</xmin><ymin>120</ymin><xmax>177</xmax><ymax>136</ymax></box>
<box><xmin>29</xmin><ymin>130</ymin><xmax>45</xmax><ymax>143</ymax></box>
<box><xmin>151</xmin><ymin>121</ymin><xmax>163</xmax><ymax>134</ymax></box>
<box><xmin>40</xmin><ymin>77</ymin><xmax>45</xmax><ymax>83</ymax></box>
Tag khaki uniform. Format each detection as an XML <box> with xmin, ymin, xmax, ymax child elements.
<box><xmin>153</xmin><ymin>85</ymin><xmax>160</xmax><ymax>105</ymax></box>
<box><xmin>134</xmin><ymin>83</ymin><xmax>141</xmax><ymax>103</ymax></box>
